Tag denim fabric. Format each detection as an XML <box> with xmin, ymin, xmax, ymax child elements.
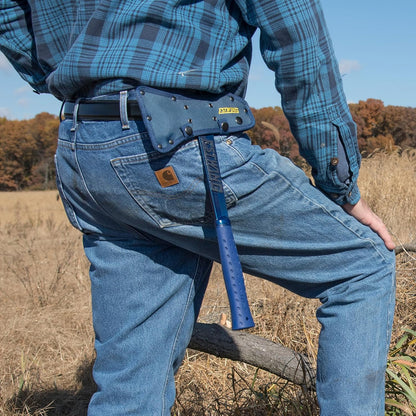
<box><xmin>55</xmin><ymin>101</ymin><xmax>395</xmax><ymax>415</ymax></box>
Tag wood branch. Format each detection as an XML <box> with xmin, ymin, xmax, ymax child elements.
<box><xmin>395</xmin><ymin>242</ymin><xmax>416</xmax><ymax>255</ymax></box>
<box><xmin>189</xmin><ymin>322</ymin><xmax>315</xmax><ymax>389</ymax></box>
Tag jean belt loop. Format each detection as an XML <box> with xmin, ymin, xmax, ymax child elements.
<box><xmin>120</xmin><ymin>90</ymin><xmax>130</xmax><ymax>130</ymax></box>
<box><xmin>70</xmin><ymin>98</ymin><xmax>81</xmax><ymax>132</ymax></box>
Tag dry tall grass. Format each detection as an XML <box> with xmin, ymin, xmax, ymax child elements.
<box><xmin>0</xmin><ymin>151</ymin><xmax>415</xmax><ymax>415</ymax></box>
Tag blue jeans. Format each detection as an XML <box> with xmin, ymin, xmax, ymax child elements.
<box><xmin>55</xmin><ymin>92</ymin><xmax>395</xmax><ymax>416</ymax></box>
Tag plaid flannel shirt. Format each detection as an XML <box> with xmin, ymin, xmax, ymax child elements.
<box><xmin>0</xmin><ymin>0</ymin><xmax>361</xmax><ymax>204</ymax></box>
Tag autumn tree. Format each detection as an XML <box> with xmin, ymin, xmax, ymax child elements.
<box><xmin>248</xmin><ymin>107</ymin><xmax>302</xmax><ymax>165</ymax></box>
<box><xmin>28</xmin><ymin>113</ymin><xmax>60</xmax><ymax>189</ymax></box>
<box><xmin>0</xmin><ymin>118</ymin><xmax>35</xmax><ymax>190</ymax></box>
<box><xmin>349</xmin><ymin>99</ymin><xmax>416</xmax><ymax>154</ymax></box>
<box><xmin>0</xmin><ymin>113</ymin><xmax>58</xmax><ymax>190</ymax></box>
<box><xmin>382</xmin><ymin>105</ymin><xmax>416</xmax><ymax>148</ymax></box>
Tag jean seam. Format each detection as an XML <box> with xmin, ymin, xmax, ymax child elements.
<box><xmin>161</xmin><ymin>256</ymin><xmax>200</xmax><ymax>414</ymax></box>
<box><xmin>275</xmin><ymin>169</ymin><xmax>391</xmax><ymax>264</ymax></box>
<box><xmin>54</xmin><ymin>154</ymin><xmax>83</xmax><ymax>231</ymax></box>
<box><xmin>71</xmin><ymin>131</ymin><xmax>128</xmax><ymax>231</ymax></box>
<box><xmin>72</xmin><ymin>132</ymin><xmax>146</xmax><ymax>150</ymax></box>
<box><xmin>377</xmin><ymin>263</ymin><xmax>396</xmax><ymax>415</ymax></box>
<box><xmin>222</xmin><ymin>136</ymin><xmax>270</xmax><ymax>176</ymax></box>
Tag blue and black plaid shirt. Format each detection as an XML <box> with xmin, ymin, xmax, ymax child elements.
<box><xmin>0</xmin><ymin>0</ymin><xmax>360</xmax><ymax>204</ymax></box>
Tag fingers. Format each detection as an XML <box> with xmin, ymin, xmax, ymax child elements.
<box><xmin>342</xmin><ymin>199</ymin><xmax>396</xmax><ymax>251</ymax></box>
<box><xmin>366</xmin><ymin>210</ymin><xmax>396</xmax><ymax>251</ymax></box>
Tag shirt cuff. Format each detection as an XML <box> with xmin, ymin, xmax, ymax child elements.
<box><xmin>327</xmin><ymin>182</ymin><xmax>361</xmax><ymax>206</ymax></box>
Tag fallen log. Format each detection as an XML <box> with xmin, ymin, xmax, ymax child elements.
<box><xmin>189</xmin><ymin>322</ymin><xmax>315</xmax><ymax>389</ymax></box>
<box><xmin>189</xmin><ymin>242</ymin><xmax>415</xmax><ymax>390</ymax></box>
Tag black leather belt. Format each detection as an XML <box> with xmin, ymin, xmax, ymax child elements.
<box><xmin>63</xmin><ymin>100</ymin><xmax>142</xmax><ymax>120</ymax></box>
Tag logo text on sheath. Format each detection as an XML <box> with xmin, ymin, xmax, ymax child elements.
<box><xmin>219</xmin><ymin>107</ymin><xmax>239</xmax><ymax>114</ymax></box>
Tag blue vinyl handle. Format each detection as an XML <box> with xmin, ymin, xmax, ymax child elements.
<box><xmin>198</xmin><ymin>135</ymin><xmax>254</xmax><ymax>330</ymax></box>
<box><xmin>216</xmin><ymin>219</ymin><xmax>255</xmax><ymax>330</ymax></box>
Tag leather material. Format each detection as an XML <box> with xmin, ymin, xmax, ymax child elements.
<box><xmin>134</xmin><ymin>86</ymin><xmax>255</xmax><ymax>153</ymax></box>
<box><xmin>63</xmin><ymin>100</ymin><xmax>142</xmax><ymax>120</ymax></box>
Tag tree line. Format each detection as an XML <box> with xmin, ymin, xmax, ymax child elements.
<box><xmin>0</xmin><ymin>98</ymin><xmax>415</xmax><ymax>191</ymax></box>
<box><xmin>249</xmin><ymin>98</ymin><xmax>416</xmax><ymax>167</ymax></box>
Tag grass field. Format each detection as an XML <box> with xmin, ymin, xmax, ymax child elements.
<box><xmin>0</xmin><ymin>150</ymin><xmax>415</xmax><ymax>415</ymax></box>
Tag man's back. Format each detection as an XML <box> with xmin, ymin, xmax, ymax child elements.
<box><xmin>0</xmin><ymin>0</ymin><xmax>253</xmax><ymax>99</ymax></box>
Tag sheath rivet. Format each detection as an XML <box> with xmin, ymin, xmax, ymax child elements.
<box><xmin>185</xmin><ymin>126</ymin><xmax>193</xmax><ymax>136</ymax></box>
<box><xmin>157</xmin><ymin>144</ymin><xmax>162</xmax><ymax>149</ymax></box>
<box><xmin>244</xmin><ymin>108</ymin><xmax>248</xmax><ymax>113</ymax></box>
<box><xmin>221</xmin><ymin>122</ymin><xmax>229</xmax><ymax>132</ymax></box>
<box><xmin>171</xmin><ymin>96</ymin><xmax>176</xmax><ymax>101</ymax></box>
<box><xmin>184</xmin><ymin>105</ymin><xmax>189</xmax><ymax>110</ymax></box>
<box><xmin>235</xmin><ymin>116</ymin><xmax>243</xmax><ymax>125</ymax></box>
<box><xmin>209</xmin><ymin>103</ymin><xmax>213</xmax><ymax>108</ymax></box>
<box><xmin>146</xmin><ymin>115</ymin><xmax>152</xmax><ymax>121</ymax></box>
<box><xmin>212</xmin><ymin>116</ymin><xmax>217</xmax><ymax>121</ymax></box>
<box><xmin>140</xmin><ymin>90</ymin><xmax>145</xmax><ymax>95</ymax></box>
<box><xmin>188</xmin><ymin>118</ymin><xmax>192</xmax><ymax>123</ymax></box>
<box><xmin>230</xmin><ymin>96</ymin><xmax>234</xmax><ymax>102</ymax></box>
<box><xmin>168</xmin><ymin>139</ymin><xmax>174</xmax><ymax>144</ymax></box>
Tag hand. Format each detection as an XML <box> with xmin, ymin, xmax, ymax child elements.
<box><xmin>342</xmin><ymin>199</ymin><xmax>396</xmax><ymax>251</ymax></box>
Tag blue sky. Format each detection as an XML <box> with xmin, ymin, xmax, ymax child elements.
<box><xmin>0</xmin><ymin>0</ymin><xmax>415</xmax><ymax>119</ymax></box>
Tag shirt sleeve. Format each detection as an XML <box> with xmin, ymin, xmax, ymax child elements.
<box><xmin>0</xmin><ymin>0</ymin><xmax>49</xmax><ymax>93</ymax></box>
<box><xmin>236</xmin><ymin>0</ymin><xmax>361</xmax><ymax>205</ymax></box>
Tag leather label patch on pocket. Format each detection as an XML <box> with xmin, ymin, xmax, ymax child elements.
<box><xmin>155</xmin><ymin>166</ymin><xmax>179</xmax><ymax>188</ymax></box>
